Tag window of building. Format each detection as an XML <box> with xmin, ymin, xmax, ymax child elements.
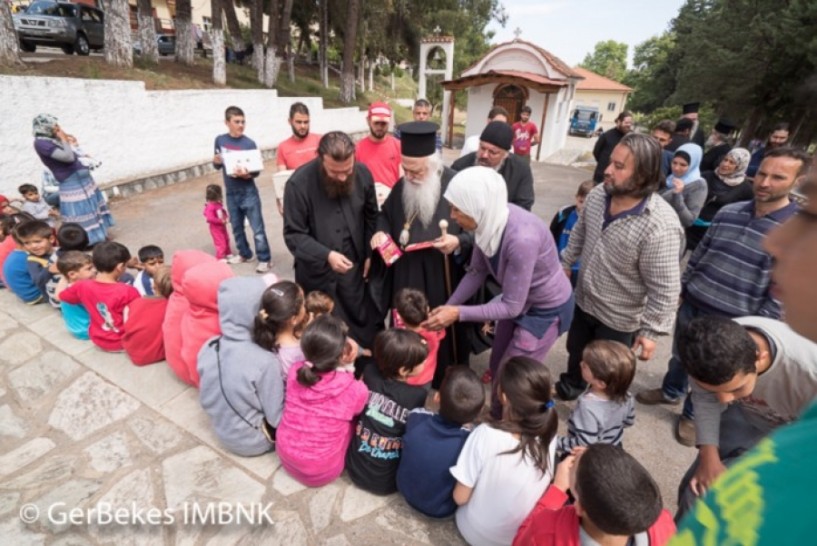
<box><xmin>201</xmin><ymin>16</ymin><xmax>212</xmax><ymax>32</ymax></box>
<box><xmin>607</xmin><ymin>102</ymin><xmax>616</xmax><ymax>112</ymax></box>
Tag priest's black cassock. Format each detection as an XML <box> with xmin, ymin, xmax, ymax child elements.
<box><xmin>372</xmin><ymin>168</ymin><xmax>474</xmax><ymax>387</ymax></box>
<box><xmin>283</xmin><ymin>158</ymin><xmax>380</xmax><ymax>348</ymax></box>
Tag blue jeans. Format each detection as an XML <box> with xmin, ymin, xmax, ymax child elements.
<box><xmin>226</xmin><ymin>187</ymin><xmax>271</xmax><ymax>262</ymax></box>
<box><xmin>660</xmin><ymin>300</ymin><xmax>708</xmax><ymax>418</ymax></box>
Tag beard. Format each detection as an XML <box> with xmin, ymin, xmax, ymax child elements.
<box><xmin>603</xmin><ymin>175</ymin><xmax>639</xmax><ymax>197</ymax></box>
<box><xmin>291</xmin><ymin>126</ymin><xmax>308</xmax><ymax>139</ymax></box>
<box><xmin>320</xmin><ymin>165</ymin><xmax>354</xmax><ymax>199</ymax></box>
<box><xmin>403</xmin><ymin>157</ymin><xmax>443</xmax><ymax>228</ymax></box>
<box><xmin>475</xmin><ymin>154</ymin><xmax>506</xmax><ymax>172</ymax></box>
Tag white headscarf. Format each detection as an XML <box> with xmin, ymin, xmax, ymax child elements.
<box><xmin>443</xmin><ymin>166</ymin><xmax>509</xmax><ymax>257</ymax></box>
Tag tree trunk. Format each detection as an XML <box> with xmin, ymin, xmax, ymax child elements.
<box><xmin>358</xmin><ymin>54</ymin><xmax>365</xmax><ymax>94</ymax></box>
<box><xmin>102</xmin><ymin>0</ymin><xmax>133</xmax><ymax>68</ymax></box>
<box><xmin>136</xmin><ymin>0</ymin><xmax>158</xmax><ymax>63</ymax></box>
<box><xmin>211</xmin><ymin>0</ymin><xmax>225</xmax><ymax>85</ymax></box>
<box><xmin>288</xmin><ymin>43</ymin><xmax>295</xmax><ymax>82</ymax></box>
<box><xmin>0</xmin><ymin>1</ymin><xmax>23</xmax><ymax>66</ymax></box>
<box><xmin>262</xmin><ymin>0</ymin><xmax>278</xmax><ymax>87</ymax></box>
<box><xmin>368</xmin><ymin>59</ymin><xmax>374</xmax><ymax>91</ymax></box>
<box><xmin>251</xmin><ymin>0</ymin><xmax>264</xmax><ymax>81</ymax></box>
<box><xmin>174</xmin><ymin>0</ymin><xmax>194</xmax><ymax>66</ymax></box>
<box><xmin>339</xmin><ymin>0</ymin><xmax>360</xmax><ymax>103</ymax></box>
<box><xmin>222</xmin><ymin>0</ymin><xmax>245</xmax><ymax>51</ymax></box>
<box><xmin>319</xmin><ymin>0</ymin><xmax>328</xmax><ymax>87</ymax></box>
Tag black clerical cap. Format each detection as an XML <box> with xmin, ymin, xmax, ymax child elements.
<box><xmin>714</xmin><ymin>118</ymin><xmax>737</xmax><ymax>135</ymax></box>
<box><xmin>480</xmin><ymin>120</ymin><xmax>513</xmax><ymax>151</ymax></box>
<box><xmin>399</xmin><ymin>121</ymin><xmax>439</xmax><ymax>157</ymax></box>
<box><xmin>682</xmin><ymin>102</ymin><xmax>700</xmax><ymax>114</ymax></box>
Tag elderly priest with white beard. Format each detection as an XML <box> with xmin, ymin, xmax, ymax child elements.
<box><xmin>370</xmin><ymin>121</ymin><xmax>474</xmax><ymax>387</ymax></box>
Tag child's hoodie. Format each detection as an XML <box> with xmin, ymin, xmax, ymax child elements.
<box><xmin>197</xmin><ymin>276</ymin><xmax>284</xmax><ymax>457</ymax></box>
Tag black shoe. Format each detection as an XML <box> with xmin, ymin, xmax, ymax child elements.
<box><xmin>555</xmin><ymin>380</ymin><xmax>583</xmax><ymax>401</ymax></box>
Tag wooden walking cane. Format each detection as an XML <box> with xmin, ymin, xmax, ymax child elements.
<box><xmin>439</xmin><ymin>219</ymin><xmax>460</xmax><ymax>364</ymax></box>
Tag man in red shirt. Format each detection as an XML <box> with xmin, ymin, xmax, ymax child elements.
<box><xmin>511</xmin><ymin>105</ymin><xmax>540</xmax><ymax>163</ymax></box>
<box><xmin>275</xmin><ymin>102</ymin><xmax>322</xmax><ymax>214</ymax></box>
<box><xmin>355</xmin><ymin>101</ymin><xmax>403</xmax><ymax>206</ymax></box>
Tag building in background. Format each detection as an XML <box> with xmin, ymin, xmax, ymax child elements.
<box><xmin>571</xmin><ymin>66</ymin><xmax>632</xmax><ymax>133</ymax></box>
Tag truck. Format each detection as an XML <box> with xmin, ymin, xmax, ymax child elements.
<box><xmin>569</xmin><ymin>106</ymin><xmax>601</xmax><ymax>138</ymax></box>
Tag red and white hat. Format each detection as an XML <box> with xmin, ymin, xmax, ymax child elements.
<box><xmin>368</xmin><ymin>101</ymin><xmax>392</xmax><ymax>122</ymax></box>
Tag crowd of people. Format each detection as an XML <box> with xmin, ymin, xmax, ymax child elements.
<box><xmin>1</xmin><ymin>99</ymin><xmax>815</xmax><ymax>546</ymax></box>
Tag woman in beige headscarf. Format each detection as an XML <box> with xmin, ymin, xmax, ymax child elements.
<box><xmin>423</xmin><ymin>166</ymin><xmax>573</xmax><ymax>418</ymax></box>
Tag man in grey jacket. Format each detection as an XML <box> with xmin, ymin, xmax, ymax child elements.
<box><xmin>674</xmin><ymin>315</ymin><xmax>817</xmax><ymax>520</ymax></box>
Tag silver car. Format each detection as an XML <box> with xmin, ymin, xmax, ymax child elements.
<box><xmin>13</xmin><ymin>1</ymin><xmax>104</xmax><ymax>56</ymax></box>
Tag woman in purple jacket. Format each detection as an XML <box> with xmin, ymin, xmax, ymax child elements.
<box><xmin>32</xmin><ymin>114</ymin><xmax>113</xmax><ymax>246</ymax></box>
<box><xmin>424</xmin><ymin>166</ymin><xmax>574</xmax><ymax>417</ymax></box>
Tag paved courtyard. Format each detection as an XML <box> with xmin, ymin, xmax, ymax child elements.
<box><xmin>0</xmin><ymin>150</ymin><xmax>696</xmax><ymax>545</ymax></box>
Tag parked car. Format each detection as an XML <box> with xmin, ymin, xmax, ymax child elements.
<box><xmin>133</xmin><ymin>34</ymin><xmax>176</xmax><ymax>57</ymax></box>
<box><xmin>13</xmin><ymin>0</ymin><xmax>104</xmax><ymax>56</ymax></box>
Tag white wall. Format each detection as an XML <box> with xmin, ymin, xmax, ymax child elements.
<box><xmin>0</xmin><ymin>76</ymin><xmax>367</xmax><ymax>196</ymax></box>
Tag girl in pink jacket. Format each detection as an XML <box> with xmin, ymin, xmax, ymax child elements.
<box><xmin>203</xmin><ymin>184</ymin><xmax>233</xmax><ymax>260</ymax></box>
<box><xmin>276</xmin><ymin>315</ymin><xmax>369</xmax><ymax>486</ymax></box>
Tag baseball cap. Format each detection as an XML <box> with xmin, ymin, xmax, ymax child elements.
<box><xmin>368</xmin><ymin>102</ymin><xmax>392</xmax><ymax>122</ymax></box>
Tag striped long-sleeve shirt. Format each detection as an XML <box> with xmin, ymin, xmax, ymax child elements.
<box><xmin>557</xmin><ymin>391</ymin><xmax>635</xmax><ymax>454</ymax></box>
<box><xmin>561</xmin><ymin>185</ymin><xmax>684</xmax><ymax>338</ymax></box>
<box><xmin>682</xmin><ymin>199</ymin><xmax>797</xmax><ymax>319</ymax></box>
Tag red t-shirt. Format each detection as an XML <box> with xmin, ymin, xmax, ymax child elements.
<box><xmin>407</xmin><ymin>328</ymin><xmax>446</xmax><ymax>387</ymax></box>
<box><xmin>276</xmin><ymin>133</ymin><xmax>322</xmax><ymax>170</ymax></box>
<box><xmin>512</xmin><ymin>121</ymin><xmax>538</xmax><ymax>156</ymax></box>
<box><xmin>122</xmin><ymin>297</ymin><xmax>168</xmax><ymax>365</ymax></box>
<box><xmin>355</xmin><ymin>136</ymin><xmax>402</xmax><ymax>189</ymax></box>
<box><xmin>59</xmin><ymin>279</ymin><xmax>140</xmax><ymax>351</ymax></box>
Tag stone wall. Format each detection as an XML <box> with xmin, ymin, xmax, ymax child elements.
<box><xmin>1</xmin><ymin>76</ymin><xmax>368</xmax><ymax>197</ymax></box>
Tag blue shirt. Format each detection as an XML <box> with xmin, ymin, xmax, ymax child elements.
<box><xmin>3</xmin><ymin>249</ymin><xmax>43</xmax><ymax>304</ymax></box>
<box><xmin>683</xmin><ymin>199</ymin><xmax>798</xmax><ymax>318</ymax></box>
<box><xmin>61</xmin><ymin>301</ymin><xmax>90</xmax><ymax>340</ymax></box>
<box><xmin>396</xmin><ymin>409</ymin><xmax>470</xmax><ymax>518</ymax></box>
<box><xmin>213</xmin><ymin>134</ymin><xmax>260</xmax><ymax>193</ymax></box>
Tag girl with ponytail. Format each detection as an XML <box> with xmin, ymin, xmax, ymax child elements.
<box><xmin>275</xmin><ymin>315</ymin><xmax>369</xmax><ymax>486</ymax></box>
<box><xmin>252</xmin><ymin>280</ymin><xmax>308</xmax><ymax>379</ymax></box>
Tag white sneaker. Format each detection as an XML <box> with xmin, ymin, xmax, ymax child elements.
<box><xmin>227</xmin><ymin>255</ymin><xmax>249</xmax><ymax>265</ymax></box>
<box><xmin>255</xmin><ymin>261</ymin><xmax>271</xmax><ymax>274</ymax></box>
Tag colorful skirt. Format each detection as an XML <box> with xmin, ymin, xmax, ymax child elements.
<box><xmin>59</xmin><ymin>169</ymin><xmax>114</xmax><ymax>246</ymax></box>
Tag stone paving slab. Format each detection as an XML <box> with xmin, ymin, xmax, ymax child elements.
<box><xmin>0</xmin><ymin>152</ymin><xmax>696</xmax><ymax>545</ymax></box>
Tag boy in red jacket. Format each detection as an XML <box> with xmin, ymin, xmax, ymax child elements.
<box><xmin>514</xmin><ymin>444</ymin><xmax>676</xmax><ymax>546</ymax></box>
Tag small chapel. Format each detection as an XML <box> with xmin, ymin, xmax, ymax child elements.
<box><xmin>443</xmin><ymin>38</ymin><xmax>583</xmax><ymax>161</ymax></box>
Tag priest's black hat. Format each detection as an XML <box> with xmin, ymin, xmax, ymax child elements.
<box><xmin>480</xmin><ymin>120</ymin><xmax>513</xmax><ymax>151</ymax></box>
<box><xmin>714</xmin><ymin>118</ymin><xmax>737</xmax><ymax>135</ymax></box>
<box><xmin>399</xmin><ymin>121</ymin><xmax>439</xmax><ymax>157</ymax></box>
<box><xmin>682</xmin><ymin>102</ymin><xmax>700</xmax><ymax>114</ymax></box>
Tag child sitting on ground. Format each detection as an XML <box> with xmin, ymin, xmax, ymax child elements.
<box><xmin>345</xmin><ymin>329</ymin><xmax>429</xmax><ymax>495</ymax></box>
<box><xmin>549</xmin><ymin>179</ymin><xmax>594</xmax><ymax>288</ymax></box>
<box><xmin>557</xmin><ymin>340</ymin><xmax>636</xmax><ymax>455</ymax></box>
<box><xmin>0</xmin><ymin>213</ymin><xmax>34</xmax><ymax>292</ymax></box>
<box><xmin>18</xmin><ymin>184</ymin><xmax>58</xmax><ymax>228</ymax></box>
<box><xmin>397</xmin><ymin>366</ymin><xmax>485</xmax><ymax>518</ymax></box>
<box><xmin>3</xmin><ymin>219</ymin><xmax>47</xmax><ymax>304</ymax></box>
<box><xmin>277</xmin><ymin>315</ymin><xmax>369</xmax><ymax>486</ymax></box>
<box><xmin>56</xmin><ymin>222</ymin><xmax>90</xmax><ymax>252</ymax></box>
<box><xmin>305</xmin><ymin>290</ymin><xmax>334</xmax><ymax>322</ymax></box>
<box><xmin>17</xmin><ymin>220</ymin><xmax>57</xmax><ymax>305</ymax></box>
<box><xmin>0</xmin><ymin>195</ymin><xmax>19</xmax><ymax>215</ymax></box>
<box><xmin>255</xmin><ymin>281</ymin><xmax>307</xmax><ymax>379</ymax></box>
<box><xmin>57</xmin><ymin>242</ymin><xmax>140</xmax><ymax>352</ymax></box>
<box><xmin>393</xmin><ymin>288</ymin><xmax>445</xmax><ymax>388</ymax></box>
<box><xmin>123</xmin><ymin>265</ymin><xmax>173</xmax><ymax>366</ymax></box>
<box><xmin>197</xmin><ymin>277</ymin><xmax>286</xmax><ymax>456</ymax></box>
<box><xmin>203</xmin><ymin>184</ymin><xmax>234</xmax><ymax>261</ymax></box>
<box><xmin>513</xmin><ymin>444</ymin><xmax>676</xmax><ymax>546</ymax></box>
<box><xmin>451</xmin><ymin>356</ymin><xmax>559</xmax><ymax>546</ymax></box>
<box><xmin>55</xmin><ymin>251</ymin><xmax>96</xmax><ymax>340</ymax></box>
<box><xmin>133</xmin><ymin>245</ymin><xmax>164</xmax><ymax>297</ymax></box>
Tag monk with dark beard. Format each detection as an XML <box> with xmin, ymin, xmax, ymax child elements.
<box><xmin>370</xmin><ymin>122</ymin><xmax>473</xmax><ymax>387</ymax></box>
<box><xmin>284</xmin><ymin>131</ymin><xmax>380</xmax><ymax>348</ymax></box>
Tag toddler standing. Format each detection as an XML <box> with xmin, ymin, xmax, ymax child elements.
<box><xmin>345</xmin><ymin>329</ymin><xmax>428</xmax><ymax>495</ymax></box>
<box><xmin>451</xmin><ymin>356</ymin><xmax>558</xmax><ymax>546</ymax></box>
<box><xmin>277</xmin><ymin>315</ymin><xmax>369</xmax><ymax>486</ymax></box>
<box><xmin>203</xmin><ymin>184</ymin><xmax>234</xmax><ymax>261</ymax></box>
<box><xmin>393</xmin><ymin>288</ymin><xmax>445</xmax><ymax>388</ymax></box>
<box><xmin>557</xmin><ymin>340</ymin><xmax>636</xmax><ymax>455</ymax></box>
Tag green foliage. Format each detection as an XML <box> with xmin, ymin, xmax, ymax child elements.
<box><xmin>580</xmin><ymin>40</ymin><xmax>628</xmax><ymax>82</ymax></box>
<box><xmin>624</xmin><ymin>32</ymin><xmax>677</xmax><ymax>113</ymax></box>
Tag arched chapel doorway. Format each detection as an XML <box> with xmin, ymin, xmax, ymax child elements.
<box><xmin>493</xmin><ymin>84</ymin><xmax>528</xmax><ymax>123</ymax></box>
